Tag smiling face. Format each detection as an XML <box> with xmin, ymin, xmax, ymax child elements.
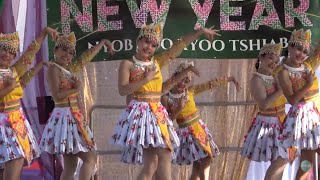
<box><xmin>136</xmin><ymin>36</ymin><xmax>158</xmax><ymax>60</ymax></box>
<box><xmin>175</xmin><ymin>73</ymin><xmax>193</xmax><ymax>93</ymax></box>
<box><xmin>0</xmin><ymin>47</ymin><xmax>16</xmax><ymax>68</ymax></box>
<box><xmin>288</xmin><ymin>43</ymin><xmax>309</xmax><ymax>65</ymax></box>
<box><xmin>53</xmin><ymin>46</ymin><xmax>75</xmax><ymax>65</ymax></box>
<box><xmin>259</xmin><ymin>52</ymin><xmax>279</xmax><ymax>72</ymax></box>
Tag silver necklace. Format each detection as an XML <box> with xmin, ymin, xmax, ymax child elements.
<box><xmin>168</xmin><ymin>91</ymin><xmax>185</xmax><ymax>99</ymax></box>
<box><xmin>255</xmin><ymin>72</ymin><xmax>274</xmax><ymax>84</ymax></box>
<box><xmin>132</xmin><ymin>56</ymin><xmax>156</xmax><ymax>71</ymax></box>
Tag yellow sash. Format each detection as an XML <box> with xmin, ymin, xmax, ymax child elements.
<box><xmin>149</xmin><ymin>102</ymin><xmax>173</xmax><ymax>151</ymax></box>
<box><xmin>177</xmin><ymin>111</ymin><xmax>212</xmax><ymax>158</ymax></box>
<box><xmin>0</xmin><ymin>100</ymin><xmax>31</xmax><ymax>162</ymax></box>
<box><xmin>55</xmin><ymin>96</ymin><xmax>94</xmax><ymax>149</ymax></box>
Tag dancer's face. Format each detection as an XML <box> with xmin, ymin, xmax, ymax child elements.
<box><xmin>53</xmin><ymin>46</ymin><xmax>75</xmax><ymax>65</ymax></box>
<box><xmin>288</xmin><ymin>44</ymin><xmax>309</xmax><ymax>65</ymax></box>
<box><xmin>136</xmin><ymin>37</ymin><xmax>158</xmax><ymax>59</ymax></box>
<box><xmin>259</xmin><ymin>53</ymin><xmax>279</xmax><ymax>71</ymax></box>
<box><xmin>176</xmin><ymin>74</ymin><xmax>192</xmax><ymax>92</ymax></box>
<box><xmin>0</xmin><ymin>47</ymin><xmax>15</xmax><ymax>68</ymax></box>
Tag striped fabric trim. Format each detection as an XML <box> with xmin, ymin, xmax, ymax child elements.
<box><xmin>259</xmin><ymin>104</ymin><xmax>285</xmax><ymax>117</ymax></box>
<box><xmin>55</xmin><ymin>96</ymin><xmax>78</xmax><ymax>108</ymax></box>
<box><xmin>0</xmin><ymin>99</ymin><xmax>21</xmax><ymax>112</ymax></box>
<box><xmin>304</xmin><ymin>88</ymin><xmax>319</xmax><ymax>101</ymax></box>
<box><xmin>133</xmin><ymin>91</ymin><xmax>161</xmax><ymax>101</ymax></box>
<box><xmin>176</xmin><ymin>111</ymin><xmax>200</xmax><ymax>128</ymax></box>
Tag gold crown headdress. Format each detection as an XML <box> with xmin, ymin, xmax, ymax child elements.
<box><xmin>175</xmin><ymin>61</ymin><xmax>194</xmax><ymax>74</ymax></box>
<box><xmin>259</xmin><ymin>43</ymin><xmax>282</xmax><ymax>56</ymax></box>
<box><xmin>0</xmin><ymin>32</ymin><xmax>20</xmax><ymax>54</ymax></box>
<box><xmin>289</xmin><ymin>29</ymin><xmax>311</xmax><ymax>49</ymax></box>
<box><xmin>138</xmin><ymin>22</ymin><xmax>164</xmax><ymax>45</ymax></box>
<box><xmin>55</xmin><ymin>32</ymin><xmax>76</xmax><ymax>52</ymax></box>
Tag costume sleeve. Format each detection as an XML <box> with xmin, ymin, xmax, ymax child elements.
<box><xmin>192</xmin><ymin>78</ymin><xmax>228</xmax><ymax>95</ymax></box>
<box><xmin>13</xmin><ymin>40</ymin><xmax>41</xmax><ymax>77</ymax></box>
<box><xmin>304</xmin><ymin>42</ymin><xmax>320</xmax><ymax>71</ymax></box>
<box><xmin>154</xmin><ymin>39</ymin><xmax>187</xmax><ymax>68</ymax></box>
<box><xmin>19</xmin><ymin>62</ymin><xmax>45</xmax><ymax>88</ymax></box>
<box><xmin>69</xmin><ymin>46</ymin><xmax>101</xmax><ymax>73</ymax></box>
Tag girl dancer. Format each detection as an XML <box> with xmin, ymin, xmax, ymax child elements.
<box><xmin>39</xmin><ymin>32</ymin><xmax>114</xmax><ymax>180</ymax></box>
<box><xmin>241</xmin><ymin>43</ymin><xmax>288</xmax><ymax>180</ymax></box>
<box><xmin>162</xmin><ymin>61</ymin><xmax>240</xmax><ymax>180</ymax></box>
<box><xmin>0</xmin><ymin>27</ymin><xmax>58</xmax><ymax>180</ymax></box>
<box><xmin>111</xmin><ymin>23</ymin><xmax>219</xmax><ymax>180</ymax></box>
<box><xmin>277</xmin><ymin>29</ymin><xmax>320</xmax><ymax>179</ymax></box>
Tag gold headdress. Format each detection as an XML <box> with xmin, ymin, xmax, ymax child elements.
<box><xmin>0</xmin><ymin>32</ymin><xmax>20</xmax><ymax>54</ymax></box>
<box><xmin>175</xmin><ymin>61</ymin><xmax>194</xmax><ymax>74</ymax></box>
<box><xmin>138</xmin><ymin>23</ymin><xmax>164</xmax><ymax>45</ymax></box>
<box><xmin>289</xmin><ymin>29</ymin><xmax>311</xmax><ymax>49</ymax></box>
<box><xmin>259</xmin><ymin>43</ymin><xmax>282</xmax><ymax>56</ymax></box>
<box><xmin>55</xmin><ymin>32</ymin><xmax>76</xmax><ymax>52</ymax></box>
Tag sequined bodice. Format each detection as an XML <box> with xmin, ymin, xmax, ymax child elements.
<box><xmin>129</xmin><ymin>57</ymin><xmax>162</xmax><ymax>93</ymax></box>
<box><xmin>254</xmin><ymin>72</ymin><xmax>286</xmax><ymax>114</ymax></box>
<box><xmin>255</xmin><ymin>72</ymin><xmax>277</xmax><ymax>96</ymax></box>
<box><xmin>59</xmin><ymin>73</ymin><xmax>75</xmax><ymax>90</ymax></box>
<box><xmin>0</xmin><ymin>68</ymin><xmax>23</xmax><ymax>102</ymax></box>
<box><xmin>283</xmin><ymin>64</ymin><xmax>309</xmax><ymax>92</ymax></box>
<box><xmin>0</xmin><ymin>69</ymin><xmax>14</xmax><ymax>90</ymax></box>
<box><xmin>167</xmin><ymin>90</ymin><xmax>198</xmax><ymax>118</ymax></box>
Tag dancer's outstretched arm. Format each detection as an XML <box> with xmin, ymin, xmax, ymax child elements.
<box><xmin>69</xmin><ymin>39</ymin><xmax>114</xmax><ymax>73</ymax></box>
<box><xmin>191</xmin><ymin>76</ymin><xmax>240</xmax><ymax>95</ymax></box>
<box><xmin>156</xmin><ymin>27</ymin><xmax>220</xmax><ymax>68</ymax></box>
<box><xmin>13</xmin><ymin>27</ymin><xmax>58</xmax><ymax>77</ymax></box>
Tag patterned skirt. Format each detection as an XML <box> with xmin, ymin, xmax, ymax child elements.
<box><xmin>111</xmin><ymin>100</ymin><xmax>180</xmax><ymax>164</ymax></box>
<box><xmin>241</xmin><ymin>115</ymin><xmax>288</xmax><ymax>162</ymax></box>
<box><xmin>0</xmin><ymin>108</ymin><xmax>40</xmax><ymax>165</ymax></box>
<box><xmin>280</xmin><ymin>101</ymin><xmax>320</xmax><ymax>155</ymax></box>
<box><xmin>173</xmin><ymin>119</ymin><xmax>220</xmax><ymax>165</ymax></box>
<box><xmin>39</xmin><ymin>107</ymin><xmax>96</xmax><ymax>154</ymax></box>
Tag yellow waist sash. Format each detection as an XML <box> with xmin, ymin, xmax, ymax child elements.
<box><xmin>134</xmin><ymin>91</ymin><xmax>173</xmax><ymax>151</ymax></box>
<box><xmin>303</xmin><ymin>88</ymin><xmax>319</xmax><ymax>101</ymax></box>
<box><xmin>55</xmin><ymin>96</ymin><xmax>95</xmax><ymax>149</ymax></box>
<box><xmin>0</xmin><ymin>99</ymin><xmax>31</xmax><ymax>162</ymax></box>
<box><xmin>177</xmin><ymin>111</ymin><xmax>213</xmax><ymax>158</ymax></box>
<box><xmin>259</xmin><ymin>104</ymin><xmax>286</xmax><ymax>125</ymax></box>
<box><xmin>132</xmin><ymin>91</ymin><xmax>161</xmax><ymax>101</ymax></box>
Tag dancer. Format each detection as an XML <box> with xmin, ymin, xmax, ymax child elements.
<box><xmin>240</xmin><ymin>43</ymin><xmax>288</xmax><ymax>180</ymax></box>
<box><xmin>277</xmin><ymin>29</ymin><xmax>320</xmax><ymax>180</ymax></box>
<box><xmin>162</xmin><ymin>61</ymin><xmax>240</xmax><ymax>180</ymax></box>
<box><xmin>39</xmin><ymin>32</ymin><xmax>114</xmax><ymax>180</ymax></box>
<box><xmin>0</xmin><ymin>27</ymin><xmax>58</xmax><ymax>180</ymax></box>
<box><xmin>111</xmin><ymin>23</ymin><xmax>219</xmax><ymax>180</ymax></box>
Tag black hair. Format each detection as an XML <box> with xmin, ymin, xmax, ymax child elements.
<box><xmin>255</xmin><ymin>54</ymin><xmax>266</xmax><ymax>70</ymax></box>
<box><xmin>255</xmin><ymin>58</ymin><xmax>260</xmax><ymax>70</ymax></box>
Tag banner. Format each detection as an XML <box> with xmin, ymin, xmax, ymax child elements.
<box><xmin>47</xmin><ymin>0</ymin><xmax>320</xmax><ymax>61</ymax></box>
<box><xmin>0</xmin><ymin>0</ymin><xmax>3</xmax><ymax>14</ymax></box>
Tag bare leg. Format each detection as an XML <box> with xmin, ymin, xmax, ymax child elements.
<box><xmin>3</xmin><ymin>157</ymin><xmax>24</xmax><ymax>180</ymax></box>
<box><xmin>60</xmin><ymin>154</ymin><xmax>78</xmax><ymax>180</ymax></box>
<box><xmin>264</xmin><ymin>158</ymin><xmax>287</xmax><ymax>180</ymax></box>
<box><xmin>155</xmin><ymin>148</ymin><xmax>172</xmax><ymax>180</ymax></box>
<box><xmin>296</xmin><ymin>150</ymin><xmax>315</xmax><ymax>180</ymax></box>
<box><xmin>137</xmin><ymin>147</ymin><xmax>158</xmax><ymax>180</ymax></box>
<box><xmin>77</xmin><ymin>151</ymin><xmax>97</xmax><ymax>180</ymax></box>
<box><xmin>199</xmin><ymin>156</ymin><xmax>211</xmax><ymax>180</ymax></box>
<box><xmin>190</xmin><ymin>161</ymin><xmax>201</xmax><ymax>180</ymax></box>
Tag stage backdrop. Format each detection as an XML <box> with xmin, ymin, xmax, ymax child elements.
<box><xmin>47</xmin><ymin>0</ymin><xmax>320</xmax><ymax>61</ymax></box>
<box><xmin>45</xmin><ymin>1</ymin><xmax>320</xmax><ymax>180</ymax></box>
